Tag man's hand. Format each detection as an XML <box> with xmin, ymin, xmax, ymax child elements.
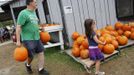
<box><xmin>41</xmin><ymin>27</ymin><xmax>44</xmax><ymax>32</ymax></box>
<box><xmin>16</xmin><ymin>41</ymin><xmax>21</xmax><ymax>47</ymax></box>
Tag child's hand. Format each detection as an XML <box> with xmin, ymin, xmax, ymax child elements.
<box><xmin>103</xmin><ymin>41</ymin><xmax>106</xmax><ymax>45</ymax></box>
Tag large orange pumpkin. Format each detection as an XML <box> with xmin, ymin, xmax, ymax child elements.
<box><xmin>103</xmin><ymin>44</ymin><xmax>115</xmax><ymax>54</ymax></box>
<box><xmin>80</xmin><ymin>45</ymin><xmax>85</xmax><ymax>50</ymax></box>
<box><xmin>117</xmin><ymin>29</ymin><xmax>124</xmax><ymax>35</ymax></box>
<box><xmin>112</xmin><ymin>40</ymin><xmax>119</xmax><ymax>49</ymax></box>
<box><xmin>129</xmin><ymin>22</ymin><xmax>134</xmax><ymax>28</ymax></box>
<box><xmin>105</xmin><ymin>25</ymin><xmax>114</xmax><ymax>31</ymax></box>
<box><xmin>111</xmin><ymin>36</ymin><xmax>116</xmax><ymax>40</ymax></box>
<box><xmin>110</xmin><ymin>31</ymin><xmax>118</xmax><ymax>37</ymax></box>
<box><xmin>73</xmin><ymin>41</ymin><xmax>79</xmax><ymax>48</ymax></box>
<box><xmin>131</xmin><ymin>28</ymin><xmax>134</xmax><ymax>33</ymax></box>
<box><xmin>99</xmin><ymin>36</ymin><xmax>105</xmax><ymax>42</ymax></box>
<box><xmin>130</xmin><ymin>32</ymin><xmax>134</xmax><ymax>40</ymax></box>
<box><xmin>117</xmin><ymin>36</ymin><xmax>128</xmax><ymax>45</ymax></box>
<box><xmin>14</xmin><ymin>47</ymin><xmax>28</xmax><ymax>62</ymax></box>
<box><xmin>76</xmin><ymin>36</ymin><xmax>85</xmax><ymax>45</ymax></box>
<box><xmin>101</xmin><ymin>29</ymin><xmax>110</xmax><ymax>36</ymax></box>
<box><xmin>122</xmin><ymin>24</ymin><xmax>131</xmax><ymax>31</ymax></box>
<box><xmin>72</xmin><ymin>32</ymin><xmax>80</xmax><ymax>40</ymax></box>
<box><xmin>72</xmin><ymin>47</ymin><xmax>80</xmax><ymax>57</ymax></box>
<box><xmin>80</xmin><ymin>49</ymin><xmax>89</xmax><ymax>59</ymax></box>
<box><xmin>124</xmin><ymin>31</ymin><xmax>131</xmax><ymax>38</ymax></box>
<box><xmin>81</xmin><ymin>39</ymin><xmax>89</xmax><ymax>49</ymax></box>
<box><xmin>104</xmin><ymin>36</ymin><xmax>112</xmax><ymax>44</ymax></box>
<box><xmin>40</xmin><ymin>31</ymin><xmax>51</xmax><ymax>43</ymax></box>
<box><xmin>115</xmin><ymin>22</ymin><xmax>123</xmax><ymax>30</ymax></box>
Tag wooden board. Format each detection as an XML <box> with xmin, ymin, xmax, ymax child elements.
<box><xmin>65</xmin><ymin>49</ymin><xmax>119</xmax><ymax>68</ymax></box>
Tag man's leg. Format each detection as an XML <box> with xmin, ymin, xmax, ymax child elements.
<box><xmin>38</xmin><ymin>52</ymin><xmax>44</xmax><ymax>70</ymax></box>
<box><xmin>37</xmin><ymin>40</ymin><xmax>49</xmax><ymax>75</ymax></box>
<box><xmin>23</xmin><ymin>40</ymin><xmax>35</xmax><ymax>74</ymax></box>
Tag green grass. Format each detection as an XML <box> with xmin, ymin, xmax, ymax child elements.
<box><xmin>44</xmin><ymin>46</ymin><xmax>85</xmax><ymax>71</ymax></box>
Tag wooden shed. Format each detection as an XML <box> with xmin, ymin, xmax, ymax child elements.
<box><xmin>1</xmin><ymin>0</ymin><xmax>119</xmax><ymax>46</ymax></box>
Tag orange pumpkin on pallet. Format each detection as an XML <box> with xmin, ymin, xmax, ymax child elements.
<box><xmin>122</xmin><ymin>24</ymin><xmax>131</xmax><ymax>31</ymax></box>
<box><xmin>76</xmin><ymin>36</ymin><xmax>85</xmax><ymax>45</ymax></box>
<box><xmin>81</xmin><ymin>39</ymin><xmax>89</xmax><ymax>49</ymax></box>
<box><xmin>103</xmin><ymin>44</ymin><xmax>115</xmax><ymax>54</ymax></box>
<box><xmin>79</xmin><ymin>45</ymin><xmax>85</xmax><ymax>51</ymax></box>
<box><xmin>110</xmin><ymin>31</ymin><xmax>118</xmax><ymax>37</ymax></box>
<box><xmin>130</xmin><ymin>32</ymin><xmax>134</xmax><ymax>40</ymax></box>
<box><xmin>124</xmin><ymin>31</ymin><xmax>131</xmax><ymax>38</ymax></box>
<box><xmin>14</xmin><ymin>47</ymin><xmax>28</xmax><ymax>62</ymax></box>
<box><xmin>72</xmin><ymin>32</ymin><xmax>80</xmax><ymax>40</ymax></box>
<box><xmin>115</xmin><ymin>22</ymin><xmax>123</xmax><ymax>30</ymax></box>
<box><xmin>117</xmin><ymin>36</ymin><xmax>128</xmax><ymax>46</ymax></box>
<box><xmin>111</xmin><ymin>40</ymin><xmax>119</xmax><ymax>49</ymax></box>
<box><xmin>80</xmin><ymin>49</ymin><xmax>89</xmax><ymax>59</ymax></box>
<box><xmin>72</xmin><ymin>47</ymin><xmax>80</xmax><ymax>57</ymax></box>
<box><xmin>105</xmin><ymin>25</ymin><xmax>114</xmax><ymax>31</ymax></box>
<box><xmin>117</xmin><ymin>29</ymin><xmax>124</xmax><ymax>35</ymax></box>
<box><xmin>131</xmin><ymin>28</ymin><xmax>134</xmax><ymax>33</ymax></box>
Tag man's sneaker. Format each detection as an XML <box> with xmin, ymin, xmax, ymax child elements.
<box><xmin>38</xmin><ymin>68</ymin><xmax>49</xmax><ymax>75</ymax></box>
<box><xmin>95</xmin><ymin>71</ymin><xmax>105</xmax><ymax>75</ymax></box>
<box><xmin>25</xmin><ymin>63</ymin><xmax>33</xmax><ymax>74</ymax></box>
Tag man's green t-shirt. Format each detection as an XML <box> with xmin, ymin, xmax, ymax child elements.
<box><xmin>17</xmin><ymin>9</ymin><xmax>40</xmax><ymax>41</ymax></box>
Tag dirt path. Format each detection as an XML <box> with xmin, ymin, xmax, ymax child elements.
<box><xmin>0</xmin><ymin>43</ymin><xmax>134</xmax><ymax>75</ymax></box>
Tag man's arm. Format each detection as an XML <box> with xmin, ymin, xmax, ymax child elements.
<box><xmin>16</xmin><ymin>25</ymin><xmax>21</xmax><ymax>47</ymax></box>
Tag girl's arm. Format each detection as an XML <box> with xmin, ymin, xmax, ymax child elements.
<box><xmin>93</xmin><ymin>35</ymin><xmax>105</xmax><ymax>45</ymax></box>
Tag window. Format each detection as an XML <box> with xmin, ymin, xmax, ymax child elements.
<box><xmin>115</xmin><ymin>0</ymin><xmax>134</xmax><ymax>20</ymax></box>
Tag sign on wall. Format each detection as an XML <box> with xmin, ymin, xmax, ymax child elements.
<box><xmin>64</xmin><ymin>6</ymin><xmax>72</xmax><ymax>14</ymax></box>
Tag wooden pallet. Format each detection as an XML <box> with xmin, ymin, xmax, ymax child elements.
<box><xmin>65</xmin><ymin>49</ymin><xmax>119</xmax><ymax>72</ymax></box>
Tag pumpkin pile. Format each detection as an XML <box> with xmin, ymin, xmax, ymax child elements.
<box><xmin>97</xmin><ymin>21</ymin><xmax>134</xmax><ymax>54</ymax></box>
<box><xmin>71</xmin><ymin>21</ymin><xmax>134</xmax><ymax>56</ymax></box>
<box><xmin>71</xmin><ymin>32</ymin><xmax>89</xmax><ymax>59</ymax></box>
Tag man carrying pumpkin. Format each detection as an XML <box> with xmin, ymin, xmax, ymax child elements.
<box><xmin>16</xmin><ymin>0</ymin><xmax>49</xmax><ymax>75</ymax></box>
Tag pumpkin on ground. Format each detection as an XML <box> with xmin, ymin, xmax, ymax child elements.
<box><xmin>103</xmin><ymin>44</ymin><xmax>115</xmax><ymax>54</ymax></box>
<box><xmin>80</xmin><ymin>49</ymin><xmax>89</xmax><ymax>59</ymax></box>
<box><xmin>40</xmin><ymin>31</ymin><xmax>51</xmax><ymax>43</ymax></box>
<box><xmin>14</xmin><ymin>47</ymin><xmax>28</xmax><ymax>62</ymax></box>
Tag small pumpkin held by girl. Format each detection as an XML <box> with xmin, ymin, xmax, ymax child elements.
<box><xmin>84</xmin><ymin>19</ymin><xmax>106</xmax><ymax>75</ymax></box>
